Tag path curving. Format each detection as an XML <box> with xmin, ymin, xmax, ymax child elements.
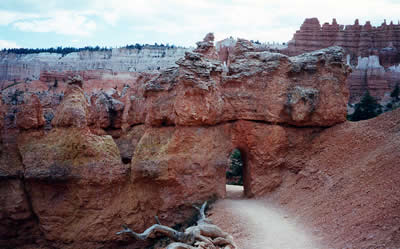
<box><xmin>208</xmin><ymin>185</ymin><xmax>323</xmax><ymax>249</ymax></box>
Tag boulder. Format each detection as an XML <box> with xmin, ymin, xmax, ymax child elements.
<box><xmin>52</xmin><ymin>78</ymin><xmax>89</xmax><ymax>128</ymax></box>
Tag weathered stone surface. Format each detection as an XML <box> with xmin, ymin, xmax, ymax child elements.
<box><xmin>0</xmin><ymin>47</ymin><xmax>189</xmax><ymax>81</ymax></box>
<box><xmin>89</xmin><ymin>90</ymin><xmax>125</xmax><ymax>129</ymax></box>
<box><xmin>230</xmin><ymin>120</ymin><xmax>321</xmax><ymax>197</ymax></box>
<box><xmin>231</xmin><ymin>121</ymin><xmax>288</xmax><ymax>197</ymax></box>
<box><xmin>0</xmin><ymin>34</ymin><xmax>354</xmax><ymax>249</ymax></box>
<box><xmin>146</xmin><ymin>43</ymin><xmax>350</xmax><ymax>127</ymax></box>
<box><xmin>18</xmin><ymin>128</ymin><xmax>125</xmax><ymax>182</ymax></box>
<box><xmin>130</xmin><ymin>124</ymin><xmax>231</xmax><ymax>224</ymax></box>
<box><xmin>286</xmin><ymin>18</ymin><xmax>400</xmax><ymax>60</ymax></box>
<box><xmin>16</xmin><ymin>93</ymin><xmax>45</xmax><ymax>130</ymax></box>
<box><xmin>124</xmin><ymin>73</ymin><xmax>154</xmax><ymax>127</ymax></box>
<box><xmin>16</xmin><ymin>80</ymin><xmax>129</xmax><ymax>245</ymax></box>
<box><xmin>0</xmin><ymin>129</ymin><xmax>24</xmax><ymax>179</ymax></box>
<box><xmin>52</xmin><ymin>79</ymin><xmax>89</xmax><ymax>128</ymax></box>
<box><xmin>0</xmin><ymin>179</ymin><xmax>39</xmax><ymax>248</ymax></box>
<box><xmin>285</xmin><ymin>18</ymin><xmax>400</xmax><ymax>103</ymax></box>
<box><xmin>193</xmin><ymin>32</ymin><xmax>219</xmax><ymax>60</ymax></box>
<box><xmin>111</xmin><ymin>124</ymin><xmax>146</xmax><ymax>164</ymax></box>
<box><xmin>10</xmin><ymin>78</ymin><xmax>234</xmax><ymax>247</ymax></box>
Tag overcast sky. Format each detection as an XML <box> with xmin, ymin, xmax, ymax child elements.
<box><xmin>1</xmin><ymin>0</ymin><xmax>399</xmax><ymax>49</ymax></box>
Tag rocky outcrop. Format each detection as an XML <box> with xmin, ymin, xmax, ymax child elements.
<box><xmin>111</xmin><ymin>125</ymin><xmax>146</xmax><ymax>164</ymax></box>
<box><xmin>286</xmin><ymin>18</ymin><xmax>400</xmax><ymax>60</ymax></box>
<box><xmin>16</xmin><ymin>93</ymin><xmax>45</xmax><ymax>130</ymax></box>
<box><xmin>0</xmin><ymin>34</ymin><xmax>352</xmax><ymax>248</ymax></box>
<box><xmin>347</xmin><ymin>55</ymin><xmax>395</xmax><ymax>102</ymax></box>
<box><xmin>16</xmin><ymin>78</ymin><xmax>129</xmax><ymax>245</ymax></box>
<box><xmin>145</xmin><ymin>39</ymin><xmax>350</xmax><ymax>127</ymax></box>
<box><xmin>1</xmin><ymin>73</ymin><xmax>231</xmax><ymax>248</ymax></box>
<box><xmin>285</xmin><ymin>18</ymin><xmax>400</xmax><ymax>103</ymax></box>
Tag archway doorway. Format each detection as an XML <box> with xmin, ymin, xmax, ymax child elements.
<box><xmin>226</xmin><ymin>148</ymin><xmax>245</xmax><ymax>198</ymax></box>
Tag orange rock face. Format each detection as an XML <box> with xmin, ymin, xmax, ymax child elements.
<box><xmin>16</xmin><ymin>93</ymin><xmax>45</xmax><ymax>130</ymax></box>
<box><xmin>285</xmin><ymin>18</ymin><xmax>400</xmax><ymax>102</ymax></box>
<box><xmin>145</xmin><ymin>39</ymin><xmax>350</xmax><ymax>127</ymax></box>
<box><xmin>131</xmin><ymin>124</ymin><xmax>232</xmax><ymax>217</ymax></box>
<box><xmin>286</xmin><ymin>18</ymin><xmax>400</xmax><ymax>59</ymax></box>
<box><xmin>0</xmin><ymin>34</ymin><xmax>355</xmax><ymax>248</ymax></box>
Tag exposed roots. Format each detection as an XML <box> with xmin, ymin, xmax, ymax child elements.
<box><xmin>117</xmin><ymin>201</ymin><xmax>237</xmax><ymax>249</ymax></box>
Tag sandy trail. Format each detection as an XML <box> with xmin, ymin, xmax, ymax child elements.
<box><xmin>209</xmin><ymin>185</ymin><xmax>322</xmax><ymax>249</ymax></box>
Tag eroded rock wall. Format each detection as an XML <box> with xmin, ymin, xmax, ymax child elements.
<box><xmin>145</xmin><ymin>39</ymin><xmax>350</xmax><ymax>127</ymax></box>
<box><xmin>0</xmin><ymin>47</ymin><xmax>189</xmax><ymax>82</ymax></box>
<box><xmin>0</xmin><ymin>34</ymin><xmax>351</xmax><ymax>248</ymax></box>
<box><xmin>284</xmin><ymin>18</ymin><xmax>400</xmax><ymax>103</ymax></box>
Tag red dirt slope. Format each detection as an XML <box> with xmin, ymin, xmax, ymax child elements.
<box><xmin>265</xmin><ymin>108</ymin><xmax>400</xmax><ymax>248</ymax></box>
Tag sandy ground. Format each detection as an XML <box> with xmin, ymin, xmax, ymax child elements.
<box><xmin>209</xmin><ymin>185</ymin><xmax>323</xmax><ymax>249</ymax></box>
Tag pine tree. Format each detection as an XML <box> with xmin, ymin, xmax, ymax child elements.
<box><xmin>349</xmin><ymin>91</ymin><xmax>382</xmax><ymax>121</ymax></box>
<box><xmin>390</xmin><ymin>83</ymin><xmax>399</xmax><ymax>102</ymax></box>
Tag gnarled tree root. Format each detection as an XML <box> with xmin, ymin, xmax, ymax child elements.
<box><xmin>117</xmin><ymin>201</ymin><xmax>237</xmax><ymax>249</ymax></box>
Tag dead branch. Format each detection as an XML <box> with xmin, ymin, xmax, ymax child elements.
<box><xmin>116</xmin><ymin>224</ymin><xmax>192</xmax><ymax>243</ymax></box>
<box><xmin>166</xmin><ymin>242</ymin><xmax>196</xmax><ymax>249</ymax></box>
<box><xmin>117</xmin><ymin>201</ymin><xmax>237</xmax><ymax>248</ymax></box>
<box><xmin>155</xmin><ymin>216</ymin><xmax>162</xmax><ymax>225</ymax></box>
<box><xmin>0</xmin><ymin>80</ymin><xmax>23</xmax><ymax>92</ymax></box>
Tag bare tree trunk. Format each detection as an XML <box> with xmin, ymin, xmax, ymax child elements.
<box><xmin>117</xmin><ymin>201</ymin><xmax>237</xmax><ymax>248</ymax></box>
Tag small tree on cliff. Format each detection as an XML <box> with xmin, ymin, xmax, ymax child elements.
<box><xmin>349</xmin><ymin>91</ymin><xmax>382</xmax><ymax>121</ymax></box>
<box><xmin>391</xmin><ymin>83</ymin><xmax>399</xmax><ymax>102</ymax></box>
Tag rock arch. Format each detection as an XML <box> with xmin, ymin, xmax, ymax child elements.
<box><xmin>2</xmin><ymin>34</ymin><xmax>351</xmax><ymax>248</ymax></box>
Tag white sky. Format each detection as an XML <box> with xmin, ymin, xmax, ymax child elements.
<box><xmin>1</xmin><ymin>0</ymin><xmax>400</xmax><ymax>49</ymax></box>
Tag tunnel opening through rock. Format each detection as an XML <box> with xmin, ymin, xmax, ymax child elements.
<box><xmin>121</xmin><ymin>157</ymin><xmax>132</xmax><ymax>164</ymax></box>
<box><xmin>226</xmin><ymin>148</ymin><xmax>245</xmax><ymax>196</ymax></box>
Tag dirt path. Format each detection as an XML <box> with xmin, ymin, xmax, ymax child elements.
<box><xmin>208</xmin><ymin>185</ymin><xmax>323</xmax><ymax>249</ymax></box>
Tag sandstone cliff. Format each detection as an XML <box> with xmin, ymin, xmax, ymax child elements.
<box><xmin>285</xmin><ymin>18</ymin><xmax>400</xmax><ymax>103</ymax></box>
<box><xmin>286</xmin><ymin>18</ymin><xmax>400</xmax><ymax>60</ymax></box>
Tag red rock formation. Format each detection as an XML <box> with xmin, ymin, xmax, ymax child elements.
<box><xmin>285</xmin><ymin>18</ymin><xmax>400</xmax><ymax>102</ymax></box>
<box><xmin>145</xmin><ymin>38</ymin><xmax>350</xmax><ymax>127</ymax></box>
<box><xmin>111</xmin><ymin>125</ymin><xmax>146</xmax><ymax>164</ymax></box>
<box><xmin>0</xmin><ymin>179</ymin><xmax>41</xmax><ymax>247</ymax></box>
<box><xmin>0</xmin><ymin>34</ymin><xmax>355</xmax><ymax>248</ymax></box>
<box><xmin>16</xmin><ymin>93</ymin><xmax>45</xmax><ymax>130</ymax></box>
<box><xmin>347</xmin><ymin>66</ymin><xmax>394</xmax><ymax>102</ymax></box>
<box><xmin>286</xmin><ymin>18</ymin><xmax>400</xmax><ymax>59</ymax></box>
<box><xmin>193</xmin><ymin>32</ymin><xmax>219</xmax><ymax>60</ymax></box>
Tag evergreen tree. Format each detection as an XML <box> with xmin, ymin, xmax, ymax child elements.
<box><xmin>390</xmin><ymin>83</ymin><xmax>399</xmax><ymax>102</ymax></box>
<box><xmin>349</xmin><ymin>91</ymin><xmax>382</xmax><ymax>121</ymax></box>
